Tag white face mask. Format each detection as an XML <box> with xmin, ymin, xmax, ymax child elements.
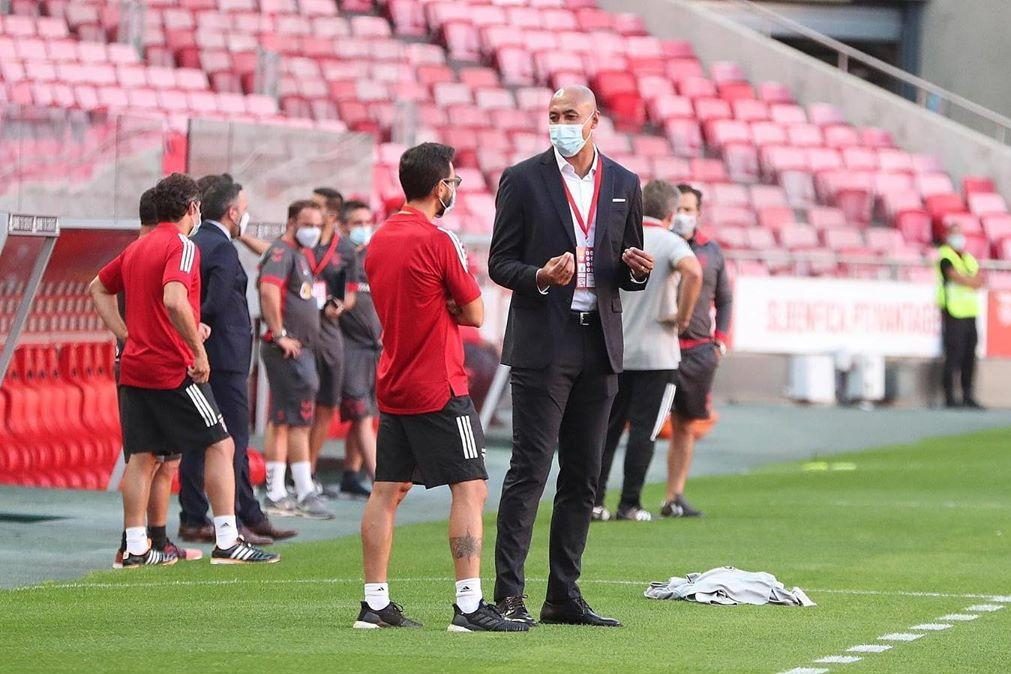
<box><xmin>349</xmin><ymin>225</ymin><xmax>373</xmax><ymax>246</ymax></box>
<box><xmin>295</xmin><ymin>226</ymin><xmax>322</xmax><ymax>249</ymax></box>
<box><xmin>237</xmin><ymin>211</ymin><xmax>250</xmax><ymax>238</ymax></box>
<box><xmin>549</xmin><ymin>115</ymin><xmax>592</xmax><ymax>158</ymax></box>
<box><xmin>672</xmin><ymin>213</ymin><xmax>697</xmax><ymax>239</ymax></box>
<box><xmin>438</xmin><ymin>180</ymin><xmax>457</xmax><ymax>218</ymax></box>
<box><xmin>947</xmin><ymin>233</ymin><xmax>966</xmax><ymax>250</ymax></box>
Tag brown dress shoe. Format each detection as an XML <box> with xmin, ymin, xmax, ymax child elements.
<box><xmin>177</xmin><ymin>523</ymin><xmax>215</xmax><ymax>543</ymax></box>
<box><xmin>245</xmin><ymin>518</ymin><xmax>298</xmax><ymax>541</ymax></box>
<box><xmin>239</xmin><ymin>526</ymin><xmax>274</xmax><ymax>546</ymax></box>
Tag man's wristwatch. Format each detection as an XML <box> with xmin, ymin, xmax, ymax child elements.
<box><xmin>715</xmin><ymin>341</ymin><xmax>727</xmax><ymax>355</ymax></box>
<box><xmin>277</xmin><ymin>328</ymin><xmax>288</xmax><ymax>339</ymax></box>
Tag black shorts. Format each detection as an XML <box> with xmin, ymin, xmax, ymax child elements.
<box><xmin>115</xmin><ymin>362</ymin><xmax>181</xmax><ymax>462</ymax></box>
<box><xmin>261</xmin><ymin>342</ymin><xmax>320</xmax><ymax>427</ymax></box>
<box><xmin>119</xmin><ymin>379</ymin><xmax>229</xmax><ymax>458</ymax></box>
<box><xmin>376</xmin><ymin>396</ymin><xmax>488</xmax><ymax>489</ymax></box>
<box><xmin>340</xmin><ymin>346</ymin><xmax>379</xmax><ymax>422</ymax></box>
<box><xmin>315</xmin><ymin>343</ymin><xmax>344</xmax><ymax>409</ymax></box>
<box><xmin>673</xmin><ymin>343</ymin><xmax>720</xmax><ymax>420</ymax></box>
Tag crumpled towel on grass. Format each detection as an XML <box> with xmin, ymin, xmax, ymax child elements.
<box><xmin>645</xmin><ymin>567</ymin><xmax>816</xmax><ymax>607</ymax></box>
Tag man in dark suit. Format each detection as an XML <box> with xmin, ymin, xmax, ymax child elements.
<box><xmin>490</xmin><ymin>86</ymin><xmax>654</xmax><ymax>627</ymax></box>
<box><xmin>178</xmin><ymin>174</ymin><xmax>297</xmax><ymax>544</ymax></box>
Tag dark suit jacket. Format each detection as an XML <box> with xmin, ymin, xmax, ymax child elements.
<box><xmin>489</xmin><ymin>148</ymin><xmax>646</xmax><ymax>372</ymax></box>
<box><xmin>191</xmin><ymin>221</ymin><xmax>253</xmax><ymax>375</ymax></box>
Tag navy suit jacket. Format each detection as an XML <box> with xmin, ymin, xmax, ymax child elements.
<box><xmin>191</xmin><ymin>221</ymin><xmax>253</xmax><ymax>375</ymax></box>
<box><xmin>488</xmin><ymin>148</ymin><xmax>646</xmax><ymax>372</ymax></box>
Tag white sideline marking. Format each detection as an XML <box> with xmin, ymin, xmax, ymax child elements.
<box><xmin>809</xmin><ymin>588</ymin><xmax>1004</xmax><ymax>600</ymax></box>
<box><xmin>848</xmin><ymin>644</ymin><xmax>891</xmax><ymax>653</ymax></box>
<box><xmin>879</xmin><ymin>633</ymin><xmax>924</xmax><ymax>642</ymax></box>
<box><xmin>814</xmin><ymin>655</ymin><xmax>861</xmax><ymax>664</ymax></box>
<box><xmin>910</xmin><ymin>623</ymin><xmax>952</xmax><ymax>631</ymax></box>
<box><xmin>966</xmin><ymin>604</ymin><xmax>1004</xmax><ymax>612</ymax></box>
<box><xmin>780</xmin><ymin>669</ymin><xmax>829</xmax><ymax>674</ymax></box>
<box><xmin>938</xmin><ymin>614</ymin><xmax>978</xmax><ymax>622</ymax></box>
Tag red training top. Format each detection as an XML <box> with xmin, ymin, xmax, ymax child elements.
<box><xmin>98</xmin><ymin>222</ymin><xmax>201</xmax><ymax>389</ymax></box>
<box><xmin>365</xmin><ymin>206</ymin><xmax>482</xmax><ymax>415</ymax></box>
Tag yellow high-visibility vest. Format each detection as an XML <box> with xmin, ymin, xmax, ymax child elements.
<box><xmin>936</xmin><ymin>244</ymin><xmax>980</xmax><ymax>318</ymax></box>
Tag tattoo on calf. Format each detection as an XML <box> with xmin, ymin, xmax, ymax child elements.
<box><xmin>449</xmin><ymin>533</ymin><xmax>482</xmax><ymax>559</ymax></box>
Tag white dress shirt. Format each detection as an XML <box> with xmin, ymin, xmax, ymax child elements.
<box><xmin>555</xmin><ymin>146</ymin><xmax>600</xmax><ymax>312</ymax></box>
<box><xmin>204</xmin><ymin>219</ymin><xmax>232</xmax><ymax>240</ymax></box>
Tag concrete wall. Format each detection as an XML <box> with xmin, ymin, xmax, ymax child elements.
<box><xmin>599</xmin><ymin>0</ymin><xmax>1011</xmax><ymax>196</ymax></box>
<box><xmin>919</xmin><ymin>0</ymin><xmax>1011</xmax><ymax>128</ymax></box>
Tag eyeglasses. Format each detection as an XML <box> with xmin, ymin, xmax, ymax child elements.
<box><xmin>441</xmin><ymin>177</ymin><xmax>463</xmax><ymax>188</ymax></box>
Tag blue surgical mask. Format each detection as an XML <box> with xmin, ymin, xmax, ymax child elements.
<box><xmin>549</xmin><ymin>116</ymin><xmax>592</xmax><ymax>158</ymax></box>
<box><xmin>349</xmin><ymin>225</ymin><xmax>373</xmax><ymax>246</ymax></box>
<box><xmin>947</xmin><ymin>234</ymin><xmax>966</xmax><ymax>250</ymax></box>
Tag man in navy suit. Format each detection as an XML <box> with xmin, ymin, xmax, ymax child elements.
<box><xmin>489</xmin><ymin>86</ymin><xmax>654</xmax><ymax>627</ymax></box>
<box><xmin>178</xmin><ymin>174</ymin><xmax>296</xmax><ymax>544</ymax></box>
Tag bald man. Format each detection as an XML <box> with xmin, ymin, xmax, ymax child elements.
<box><xmin>489</xmin><ymin>86</ymin><xmax>653</xmax><ymax>627</ymax></box>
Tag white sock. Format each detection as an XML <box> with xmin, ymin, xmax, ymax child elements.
<box><xmin>364</xmin><ymin>582</ymin><xmax>390</xmax><ymax>611</ymax></box>
<box><xmin>266</xmin><ymin>461</ymin><xmax>287</xmax><ymax>501</ymax></box>
<box><xmin>125</xmin><ymin>527</ymin><xmax>148</xmax><ymax>556</ymax></box>
<box><xmin>455</xmin><ymin>578</ymin><xmax>482</xmax><ymax>614</ymax></box>
<box><xmin>213</xmin><ymin>515</ymin><xmax>239</xmax><ymax>549</ymax></box>
<box><xmin>291</xmin><ymin>461</ymin><xmax>314</xmax><ymax>501</ymax></box>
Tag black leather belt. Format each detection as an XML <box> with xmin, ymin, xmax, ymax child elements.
<box><xmin>570</xmin><ymin>311</ymin><xmax>599</xmax><ymax>326</ymax></box>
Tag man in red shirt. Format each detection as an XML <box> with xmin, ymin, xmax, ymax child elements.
<box><xmin>90</xmin><ymin>173</ymin><xmax>277</xmax><ymax>567</ymax></box>
<box><xmin>355</xmin><ymin>143</ymin><xmax>526</xmax><ymax>633</ymax></box>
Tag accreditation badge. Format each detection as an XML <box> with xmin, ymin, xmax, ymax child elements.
<box><xmin>575</xmin><ymin>245</ymin><xmax>595</xmax><ymax>289</ymax></box>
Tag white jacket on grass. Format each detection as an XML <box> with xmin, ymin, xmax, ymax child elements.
<box><xmin>645</xmin><ymin>567</ymin><xmax>815</xmax><ymax>607</ymax></box>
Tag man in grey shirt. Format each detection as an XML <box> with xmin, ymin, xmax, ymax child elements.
<box><xmin>593</xmin><ymin>180</ymin><xmax>702</xmax><ymax>522</ymax></box>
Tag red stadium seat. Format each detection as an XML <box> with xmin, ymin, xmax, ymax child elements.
<box><xmin>758</xmin><ymin>206</ymin><xmax>794</xmax><ymax>230</ymax></box>
<box><xmin>968</xmin><ymin>192</ymin><xmax>1008</xmax><ymax>216</ymax></box>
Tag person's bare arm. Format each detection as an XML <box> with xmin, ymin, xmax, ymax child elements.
<box><xmin>675</xmin><ymin>256</ymin><xmax>703</xmax><ymax>334</ymax></box>
<box><xmin>164</xmin><ymin>281</ymin><xmax>210</xmax><ymax>383</ymax></box>
<box><xmin>88</xmin><ymin>277</ymin><xmax>127</xmax><ymax>342</ymax></box>
<box><xmin>238</xmin><ymin>234</ymin><xmax>270</xmax><ymax>256</ymax></box>
<box><xmin>342</xmin><ymin>289</ymin><xmax>357</xmax><ymax>312</ymax></box>
<box><xmin>260</xmin><ymin>283</ymin><xmax>301</xmax><ymax>357</ymax></box>
<box><xmin>944</xmin><ymin>266</ymin><xmax>986</xmax><ymax>289</ymax></box>
<box><xmin>451</xmin><ymin>296</ymin><xmax>484</xmax><ymax>328</ymax></box>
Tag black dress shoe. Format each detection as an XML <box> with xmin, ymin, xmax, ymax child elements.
<box><xmin>540</xmin><ymin>597</ymin><xmax>621</xmax><ymax>627</ymax></box>
<box><xmin>177</xmin><ymin>523</ymin><xmax>215</xmax><ymax>543</ymax></box>
<box><xmin>245</xmin><ymin>517</ymin><xmax>298</xmax><ymax>541</ymax></box>
<box><xmin>497</xmin><ymin>595</ymin><xmax>537</xmax><ymax>626</ymax></box>
<box><xmin>238</xmin><ymin>526</ymin><xmax>273</xmax><ymax>546</ymax></box>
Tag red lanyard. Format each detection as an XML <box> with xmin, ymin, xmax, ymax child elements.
<box><xmin>303</xmin><ymin>233</ymin><xmax>340</xmax><ymax>277</ymax></box>
<box><xmin>560</xmin><ymin>161</ymin><xmax>603</xmax><ymax>239</ymax></box>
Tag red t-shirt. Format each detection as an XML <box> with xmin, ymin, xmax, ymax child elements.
<box><xmin>365</xmin><ymin>206</ymin><xmax>482</xmax><ymax>415</ymax></box>
<box><xmin>98</xmin><ymin>222</ymin><xmax>201</xmax><ymax>389</ymax></box>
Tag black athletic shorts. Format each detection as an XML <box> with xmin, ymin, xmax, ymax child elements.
<box><xmin>673</xmin><ymin>343</ymin><xmax>720</xmax><ymax>420</ymax></box>
<box><xmin>315</xmin><ymin>343</ymin><xmax>344</xmax><ymax>409</ymax></box>
<box><xmin>376</xmin><ymin>395</ymin><xmax>488</xmax><ymax>489</ymax></box>
<box><xmin>340</xmin><ymin>346</ymin><xmax>379</xmax><ymax>422</ymax></box>
<box><xmin>115</xmin><ymin>359</ymin><xmax>181</xmax><ymax>462</ymax></box>
<box><xmin>119</xmin><ymin>378</ymin><xmax>229</xmax><ymax>458</ymax></box>
<box><xmin>261</xmin><ymin>342</ymin><xmax>320</xmax><ymax>427</ymax></box>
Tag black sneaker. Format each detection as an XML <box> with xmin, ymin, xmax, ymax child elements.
<box><xmin>353</xmin><ymin>601</ymin><xmax>423</xmax><ymax>629</ymax></box>
<box><xmin>210</xmin><ymin>536</ymin><xmax>280</xmax><ymax>565</ymax></box>
<box><xmin>660</xmin><ymin>496</ymin><xmax>703</xmax><ymax>518</ymax></box>
<box><xmin>340</xmin><ymin>473</ymin><xmax>373</xmax><ymax>499</ymax></box>
<box><xmin>121</xmin><ymin>546</ymin><xmax>178</xmax><ymax>568</ymax></box>
<box><xmin>497</xmin><ymin>595</ymin><xmax>537</xmax><ymax>627</ymax></box>
<box><xmin>963</xmin><ymin>398</ymin><xmax>986</xmax><ymax>410</ymax></box>
<box><xmin>449</xmin><ymin>600</ymin><xmax>530</xmax><ymax>632</ymax></box>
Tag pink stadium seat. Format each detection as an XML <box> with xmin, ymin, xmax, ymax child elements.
<box><xmin>787</xmin><ymin>123</ymin><xmax>823</xmax><ymax>148</ymax></box>
<box><xmin>665</xmin><ymin>119</ymin><xmax>703</xmax><ymax>158</ymax></box>
<box><xmin>779</xmin><ymin>223</ymin><xmax>819</xmax><ymax>250</ymax></box>
<box><xmin>705</xmin><ymin>119</ymin><xmax>750</xmax><ymax>148</ymax></box>
<box><xmin>874</xmin><ymin>173</ymin><xmax>916</xmax><ymax>195</ymax></box>
<box><xmin>751</xmin><ymin>185</ymin><xmax>789</xmax><ymax>209</ymax></box>
<box><xmin>694</xmin><ymin>97</ymin><xmax>731</xmax><ymax>123</ymax></box>
<box><xmin>706</xmin><ymin>205</ymin><xmax>756</xmax><ymax>228</ymax></box>
<box><xmin>724</xmin><ymin>144</ymin><xmax>760</xmax><ymax>184</ymax></box>
<box><xmin>732</xmin><ymin>99</ymin><xmax>769</xmax><ymax>122</ymax></box>
<box><xmin>745</xmin><ymin>227</ymin><xmax>776</xmax><ymax>249</ymax></box>
<box><xmin>690</xmin><ymin>157</ymin><xmax>727</xmax><ymax>182</ymax></box>
<box><xmin>648</xmin><ymin>94</ymin><xmax>694</xmax><ymax>123</ymax></box>
<box><xmin>877</xmin><ymin>149</ymin><xmax>914</xmax><ymax>174</ymax></box>
<box><xmin>709</xmin><ymin>60</ymin><xmax>746</xmax><ymax>85</ymax></box>
<box><xmin>808</xmin><ymin>102</ymin><xmax>845</xmax><ymax>126</ymax></box>
<box><xmin>865</xmin><ymin>226</ymin><xmax>904</xmax><ymax>254</ymax></box>
<box><xmin>750</xmin><ymin>121</ymin><xmax>786</xmax><ymax>147</ymax></box>
<box><xmin>711</xmin><ymin>183</ymin><xmax>750</xmax><ymax>207</ymax></box>
<box><xmin>824</xmin><ymin>124</ymin><xmax>861</xmax><ymax>149</ymax></box>
<box><xmin>666</xmin><ymin>58</ymin><xmax>704</xmax><ymax>83</ymax></box>
<box><xmin>758</xmin><ymin>206</ymin><xmax>794</xmax><ymax>230</ymax></box>
<box><xmin>714</xmin><ymin>225</ymin><xmax>748</xmax><ymax>249</ymax></box>
<box><xmin>678</xmin><ymin>76</ymin><xmax>717</xmax><ymax>99</ymax></box>
<box><xmin>943</xmin><ymin>212</ymin><xmax>984</xmax><ymax>236</ymax></box>
<box><xmin>769</xmin><ymin>103</ymin><xmax>807</xmax><ymax>125</ymax></box>
<box><xmin>982</xmin><ymin>214</ymin><xmax>1011</xmax><ymax>245</ymax></box>
<box><xmin>842</xmin><ymin>147</ymin><xmax>878</xmax><ymax>171</ymax></box>
<box><xmin>822</xmin><ymin>227</ymin><xmax>866</xmax><ymax>252</ymax></box>
<box><xmin>806</xmin><ymin>148</ymin><xmax>843</xmax><ymax>174</ymax></box>
<box><xmin>896</xmin><ymin>210</ymin><xmax>933</xmax><ymax>245</ymax></box>
<box><xmin>916</xmin><ymin>172</ymin><xmax>955</xmax><ymax>198</ymax></box>
<box><xmin>651</xmin><ymin>156</ymin><xmax>691</xmax><ymax>182</ymax></box>
<box><xmin>860</xmin><ymin>127</ymin><xmax>894</xmax><ymax>148</ymax></box>
<box><xmin>967</xmin><ymin>192</ymin><xmax>1008</xmax><ymax>216</ymax></box>
<box><xmin>962</xmin><ymin>176</ymin><xmax>996</xmax><ymax>197</ymax></box>
<box><xmin>757</xmin><ymin>81</ymin><xmax>793</xmax><ymax>104</ymax></box>
<box><xmin>925</xmin><ymin>193</ymin><xmax>966</xmax><ymax>222</ymax></box>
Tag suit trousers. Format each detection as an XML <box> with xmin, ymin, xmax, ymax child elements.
<box><xmin>941</xmin><ymin>312</ymin><xmax>978</xmax><ymax>404</ymax></box>
<box><xmin>494</xmin><ymin>313</ymin><xmax>618</xmax><ymax>603</ymax></box>
<box><xmin>595</xmin><ymin>369</ymin><xmax>676</xmax><ymax>510</ymax></box>
<box><xmin>179</xmin><ymin>369</ymin><xmax>266</xmax><ymax>527</ymax></box>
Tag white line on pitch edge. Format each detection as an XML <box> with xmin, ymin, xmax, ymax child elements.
<box><xmin>966</xmin><ymin>604</ymin><xmax>1004</xmax><ymax>612</ymax></box>
<box><xmin>938</xmin><ymin>614</ymin><xmax>978</xmax><ymax>621</ymax></box>
<box><xmin>848</xmin><ymin>644</ymin><xmax>891</xmax><ymax>653</ymax></box>
<box><xmin>879</xmin><ymin>633</ymin><xmax>924</xmax><ymax>641</ymax></box>
<box><xmin>814</xmin><ymin>655</ymin><xmax>862</xmax><ymax>664</ymax></box>
<box><xmin>910</xmin><ymin>624</ymin><xmax>952</xmax><ymax>631</ymax></box>
<box><xmin>780</xmin><ymin>669</ymin><xmax>829</xmax><ymax>674</ymax></box>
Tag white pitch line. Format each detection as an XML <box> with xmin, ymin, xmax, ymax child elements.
<box><xmin>814</xmin><ymin>655</ymin><xmax>862</xmax><ymax>664</ymax></box>
<box><xmin>809</xmin><ymin>588</ymin><xmax>1006</xmax><ymax>600</ymax></box>
<box><xmin>966</xmin><ymin>604</ymin><xmax>1004</xmax><ymax>612</ymax></box>
<box><xmin>780</xmin><ymin>669</ymin><xmax>829</xmax><ymax>674</ymax></box>
<box><xmin>848</xmin><ymin>644</ymin><xmax>892</xmax><ymax>653</ymax></box>
<box><xmin>910</xmin><ymin>623</ymin><xmax>952</xmax><ymax>631</ymax></box>
<box><xmin>938</xmin><ymin>614</ymin><xmax>978</xmax><ymax>622</ymax></box>
<box><xmin>879</xmin><ymin>633</ymin><xmax>924</xmax><ymax>642</ymax></box>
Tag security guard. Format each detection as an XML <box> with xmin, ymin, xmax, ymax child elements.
<box><xmin>936</xmin><ymin>222</ymin><xmax>986</xmax><ymax>409</ymax></box>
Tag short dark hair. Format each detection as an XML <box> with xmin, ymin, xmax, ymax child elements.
<box><xmin>200</xmin><ymin>173</ymin><xmax>243</xmax><ymax>222</ymax></box>
<box><xmin>138</xmin><ymin>187</ymin><xmax>158</xmax><ymax>226</ymax></box>
<box><xmin>676</xmin><ymin>183</ymin><xmax>703</xmax><ymax>209</ymax></box>
<box><xmin>288</xmin><ymin>199</ymin><xmax>321</xmax><ymax>222</ymax></box>
<box><xmin>643</xmin><ymin>180</ymin><xmax>679</xmax><ymax>221</ymax></box>
<box><xmin>313</xmin><ymin>187</ymin><xmax>343</xmax><ymax>215</ymax></box>
<box><xmin>341</xmin><ymin>199</ymin><xmax>370</xmax><ymax>222</ymax></box>
<box><xmin>152</xmin><ymin>173</ymin><xmax>200</xmax><ymax>223</ymax></box>
<box><xmin>399</xmin><ymin>142</ymin><xmax>455</xmax><ymax>202</ymax></box>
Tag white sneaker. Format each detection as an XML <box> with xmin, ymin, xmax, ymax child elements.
<box><xmin>591</xmin><ymin>505</ymin><xmax>612</xmax><ymax>522</ymax></box>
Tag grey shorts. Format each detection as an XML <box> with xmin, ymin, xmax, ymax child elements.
<box><xmin>261</xmin><ymin>341</ymin><xmax>320</xmax><ymax>427</ymax></box>
<box><xmin>673</xmin><ymin>343</ymin><xmax>719</xmax><ymax>420</ymax></box>
<box><xmin>315</xmin><ymin>339</ymin><xmax>344</xmax><ymax>409</ymax></box>
<box><xmin>340</xmin><ymin>346</ymin><xmax>379</xmax><ymax>422</ymax></box>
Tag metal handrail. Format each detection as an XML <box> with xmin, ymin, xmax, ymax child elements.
<box><xmin>724</xmin><ymin>0</ymin><xmax>1011</xmax><ymax>144</ymax></box>
<box><xmin>723</xmin><ymin>248</ymin><xmax>1011</xmax><ymax>272</ymax></box>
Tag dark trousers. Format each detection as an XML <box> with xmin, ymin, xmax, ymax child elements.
<box><xmin>596</xmin><ymin>370</ymin><xmax>676</xmax><ymax>510</ymax></box>
<box><xmin>494</xmin><ymin>315</ymin><xmax>617</xmax><ymax>603</ymax></box>
<box><xmin>941</xmin><ymin>312</ymin><xmax>978</xmax><ymax>404</ymax></box>
<box><xmin>179</xmin><ymin>369</ymin><xmax>266</xmax><ymax>527</ymax></box>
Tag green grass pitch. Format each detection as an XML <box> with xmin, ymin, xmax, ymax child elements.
<box><xmin>3</xmin><ymin>427</ymin><xmax>1009</xmax><ymax>673</ymax></box>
